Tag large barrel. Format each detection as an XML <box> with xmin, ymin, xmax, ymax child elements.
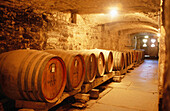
<box><xmin>44</xmin><ymin>50</ymin><xmax>85</xmax><ymax>91</ymax></box>
<box><xmin>86</xmin><ymin>49</ymin><xmax>106</xmax><ymax>77</ymax></box>
<box><xmin>68</xmin><ymin>50</ymin><xmax>97</xmax><ymax>83</ymax></box>
<box><xmin>0</xmin><ymin>50</ymin><xmax>67</xmax><ymax>103</ymax></box>
<box><xmin>112</xmin><ymin>51</ymin><xmax>125</xmax><ymax>71</ymax></box>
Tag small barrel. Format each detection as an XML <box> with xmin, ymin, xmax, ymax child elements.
<box><xmin>44</xmin><ymin>49</ymin><xmax>85</xmax><ymax>91</ymax></box>
<box><xmin>0</xmin><ymin>50</ymin><xmax>67</xmax><ymax>103</ymax></box>
<box><xmin>112</xmin><ymin>51</ymin><xmax>125</xmax><ymax>71</ymax></box>
<box><xmin>86</xmin><ymin>49</ymin><xmax>106</xmax><ymax>77</ymax></box>
<box><xmin>67</xmin><ymin>50</ymin><xmax>97</xmax><ymax>83</ymax></box>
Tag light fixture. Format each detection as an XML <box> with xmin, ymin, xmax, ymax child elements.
<box><xmin>151</xmin><ymin>44</ymin><xmax>155</xmax><ymax>47</ymax></box>
<box><xmin>157</xmin><ymin>33</ymin><xmax>161</xmax><ymax>37</ymax></box>
<box><xmin>144</xmin><ymin>35</ymin><xmax>149</xmax><ymax>38</ymax></box>
<box><xmin>151</xmin><ymin>39</ymin><xmax>156</xmax><ymax>43</ymax></box>
<box><xmin>109</xmin><ymin>8</ymin><xmax>118</xmax><ymax>17</ymax></box>
<box><xmin>143</xmin><ymin>39</ymin><xmax>147</xmax><ymax>43</ymax></box>
<box><xmin>143</xmin><ymin>44</ymin><xmax>147</xmax><ymax>47</ymax></box>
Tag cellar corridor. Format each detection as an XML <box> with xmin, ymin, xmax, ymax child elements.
<box><xmin>69</xmin><ymin>59</ymin><xmax>158</xmax><ymax>111</ymax></box>
<box><xmin>1</xmin><ymin>0</ymin><xmax>170</xmax><ymax>110</ymax></box>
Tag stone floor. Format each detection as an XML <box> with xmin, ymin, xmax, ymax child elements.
<box><xmin>69</xmin><ymin>59</ymin><xmax>158</xmax><ymax>111</ymax></box>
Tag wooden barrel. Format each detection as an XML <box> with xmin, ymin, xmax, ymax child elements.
<box><xmin>89</xmin><ymin>49</ymin><xmax>113</xmax><ymax>73</ymax></box>
<box><xmin>130</xmin><ymin>51</ymin><xmax>134</xmax><ymax>63</ymax></box>
<box><xmin>0</xmin><ymin>50</ymin><xmax>67</xmax><ymax>103</ymax></box>
<box><xmin>127</xmin><ymin>52</ymin><xmax>131</xmax><ymax>66</ymax></box>
<box><xmin>67</xmin><ymin>50</ymin><xmax>97</xmax><ymax>83</ymax></box>
<box><xmin>44</xmin><ymin>50</ymin><xmax>85</xmax><ymax>91</ymax></box>
<box><xmin>86</xmin><ymin>49</ymin><xmax>106</xmax><ymax>77</ymax></box>
<box><xmin>133</xmin><ymin>50</ymin><xmax>137</xmax><ymax>62</ymax></box>
<box><xmin>112</xmin><ymin>51</ymin><xmax>125</xmax><ymax>71</ymax></box>
<box><xmin>134</xmin><ymin>50</ymin><xmax>139</xmax><ymax>62</ymax></box>
<box><xmin>105</xmin><ymin>50</ymin><xmax>114</xmax><ymax>73</ymax></box>
<box><xmin>122</xmin><ymin>52</ymin><xmax>128</xmax><ymax>69</ymax></box>
<box><xmin>138</xmin><ymin>51</ymin><xmax>143</xmax><ymax>62</ymax></box>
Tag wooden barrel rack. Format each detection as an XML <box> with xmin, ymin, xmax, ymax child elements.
<box><xmin>0</xmin><ymin>49</ymin><xmax>144</xmax><ymax>111</ymax></box>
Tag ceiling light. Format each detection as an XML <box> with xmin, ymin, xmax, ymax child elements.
<box><xmin>157</xmin><ymin>33</ymin><xmax>161</xmax><ymax>37</ymax></box>
<box><xmin>109</xmin><ymin>8</ymin><xmax>118</xmax><ymax>17</ymax></box>
<box><xmin>151</xmin><ymin>39</ymin><xmax>156</xmax><ymax>43</ymax></box>
<box><xmin>151</xmin><ymin>44</ymin><xmax>155</xmax><ymax>47</ymax></box>
<box><xmin>143</xmin><ymin>44</ymin><xmax>147</xmax><ymax>47</ymax></box>
<box><xmin>144</xmin><ymin>35</ymin><xmax>149</xmax><ymax>38</ymax></box>
<box><xmin>143</xmin><ymin>39</ymin><xmax>147</xmax><ymax>43</ymax></box>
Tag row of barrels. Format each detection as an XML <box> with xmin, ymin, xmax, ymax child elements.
<box><xmin>122</xmin><ymin>49</ymin><xmax>145</xmax><ymax>68</ymax></box>
<box><xmin>0</xmin><ymin>49</ymin><xmax>144</xmax><ymax>103</ymax></box>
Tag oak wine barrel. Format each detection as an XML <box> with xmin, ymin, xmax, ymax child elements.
<box><xmin>112</xmin><ymin>51</ymin><xmax>125</xmax><ymax>71</ymax></box>
<box><xmin>44</xmin><ymin>49</ymin><xmax>85</xmax><ymax>91</ymax></box>
<box><xmin>122</xmin><ymin>51</ymin><xmax>128</xmax><ymax>69</ymax></box>
<box><xmin>89</xmin><ymin>49</ymin><xmax>113</xmax><ymax>73</ymax></box>
<box><xmin>68</xmin><ymin>50</ymin><xmax>97</xmax><ymax>83</ymax></box>
<box><xmin>0</xmin><ymin>49</ymin><xmax>67</xmax><ymax>103</ymax></box>
<box><xmin>86</xmin><ymin>49</ymin><xmax>106</xmax><ymax>77</ymax></box>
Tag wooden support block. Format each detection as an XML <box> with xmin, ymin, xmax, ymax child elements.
<box><xmin>115</xmin><ymin>71</ymin><xmax>121</xmax><ymax>76</ymax></box>
<box><xmin>113</xmin><ymin>76</ymin><xmax>121</xmax><ymax>82</ymax></box>
<box><xmin>74</xmin><ymin>94</ymin><xmax>90</xmax><ymax>103</ymax></box>
<box><xmin>129</xmin><ymin>67</ymin><xmax>134</xmax><ymax>70</ymax></box>
<box><xmin>120</xmin><ymin>75</ymin><xmax>125</xmax><ymax>79</ymax></box>
<box><xmin>81</xmin><ymin>72</ymin><xmax>115</xmax><ymax>93</ymax></box>
<box><xmin>89</xmin><ymin>89</ymin><xmax>99</xmax><ymax>99</ymax></box>
<box><xmin>127</xmin><ymin>70</ymin><xmax>131</xmax><ymax>73</ymax></box>
<box><xmin>15</xmin><ymin>89</ymin><xmax>81</xmax><ymax>110</ymax></box>
<box><xmin>98</xmin><ymin>85</ymin><xmax>107</xmax><ymax>90</ymax></box>
<box><xmin>71</xmin><ymin>102</ymin><xmax>87</xmax><ymax>108</ymax></box>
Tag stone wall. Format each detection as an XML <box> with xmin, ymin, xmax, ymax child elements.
<box><xmin>161</xmin><ymin>0</ymin><xmax>170</xmax><ymax>110</ymax></box>
<box><xmin>0</xmin><ymin>4</ymin><xmax>134</xmax><ymax>54</ymax></box>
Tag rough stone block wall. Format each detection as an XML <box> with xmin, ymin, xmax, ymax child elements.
<box><xmin>0</xmin><ymin>5</ymin><xmax>45</xmax><ymax>53</ymax></box>
<box><xmin>0</xmin><ymin>5</ymin><xmax>134</xmax><ymax>54</ymax></box>
<box><xmin>161</xmin><ymin>0</ymin><xmax>170</xmax><ymax>110</ymax></box>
